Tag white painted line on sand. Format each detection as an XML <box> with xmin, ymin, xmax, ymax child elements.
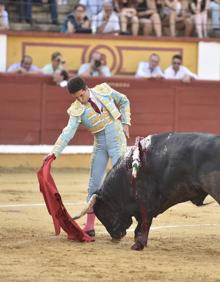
<box><xmin>98</xmin><ymin>223</ymin><xmax>220</xmax><ymax>234</ymax></box>
<box><xmin>0</xmin><ymin>202</ymin><xmax>84</xmax><ymax>208</ymax></box>
<box><xmin>150</xmin><ymin>223</ymin><xmax>220</xmax><ymax>231</ymax></box>
<box><xmin>0</xmin><ymin>202</ymin><xmax>220</xmax><ymax>232</ymax></box>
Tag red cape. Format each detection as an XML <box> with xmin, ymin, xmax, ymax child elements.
<box><xmin>37</xmin><ymin>154</ymin><xmax>94</xmax><ymax>242</ymax></box>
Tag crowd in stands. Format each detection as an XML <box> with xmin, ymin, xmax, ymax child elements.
<box><xmin>6</xmin><ymin>51</ymin><xmax>197</xmax><ymax>84</ymax></box>
<box><xmin>61</xmin><ymin>0</ymin><xmax>220</xmax><ymax>37</ymax></box>
<box><xmin>0</xmin><ymin>0</ymin><xmax>220</xmax><ymax>37</ymax></box>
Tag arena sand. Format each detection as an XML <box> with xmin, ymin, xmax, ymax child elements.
<box><xmin>0</xmin><ymin>169</ymin><xmax>220</xmax><ymax>282</ymax></box>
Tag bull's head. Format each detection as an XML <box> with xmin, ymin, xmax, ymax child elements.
<box><xmin>73</xmin><ymin>158</ymin><xmax>137</xmax><ymax>240</ymax></box>
<box><xmin>93</xmin><ymin>159</ymin><xmax>136</xmax><ymax>239</ymax></box>
<box><xmin>93</xmin><ymin>192</ymin><xmax>134</xmax><ymax>240</ymax></box>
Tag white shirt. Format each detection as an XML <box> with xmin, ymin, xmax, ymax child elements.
<box><xmin>78</xmin><ymin>63</ymin><xmax>111</xmax><ymax>77</ymax></box>
<box><xmin>0</xmin><ymin>10</ymin><xmax>9</xmax><ymax>27</ymax></box>
<box><xmin>135</xmin><ymin>62</ymin><xmax>164</xmax><ymax>78</ymax></box>
<box><xmin>79</xmin><ymin>0</ymin><xmax>105</xmax><ymax>18</ymax></box>
<box><xmin>89</xmin><ymin>90</ymin><xmax>103</xmax><ymax>112</ymax></box>
<box><xmin>91</xmin><ymin>11</ymin><xmax>120</xmax><ymax>33</ymax></box>
<box><xmin>41</xmin><ymin>64</ymin><xmax>64</xmax><ymax>74</ymax></box>
<box><xmin>164</xmin><ymin>65</ymin><xmax>197</xmax><ymax>80</ymax></box>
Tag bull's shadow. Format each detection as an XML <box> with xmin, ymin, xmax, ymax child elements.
<box><xmin>92</xmin><ymin>132</ymin><xmax>220</xmax><ymax>251</ymax></box>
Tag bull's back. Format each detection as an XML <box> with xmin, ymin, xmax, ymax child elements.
<box><xmin>150</xmin><ymin>132</ymin><xmax>220</xmax><ymax>205</ymax></box>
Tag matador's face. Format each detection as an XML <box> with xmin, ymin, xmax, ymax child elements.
<box><xmin>72</xmin><ymin>88</ymin><xmax>90</xmax><ymax>104</ymax></box>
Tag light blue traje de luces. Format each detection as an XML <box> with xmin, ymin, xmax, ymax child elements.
<box><xmin>51</xmin><ymin>83</ymin><xmax>131</xmax><ymax>199</ymax></box>
<box><xmin>87</xmin><ymin>119</ymin><xmax>127</xmax><ymax>200</ymax></box>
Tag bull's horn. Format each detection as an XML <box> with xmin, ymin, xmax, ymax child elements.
<box><xmin>72</xmin><ymin>194</ymin><xmax>97</xmax><ymax>220</ymax></box>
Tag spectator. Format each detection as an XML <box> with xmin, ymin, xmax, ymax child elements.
<box><xmin>161</xmin><ymin>0</ymin><xmax>194</xmax><ymax>36</ymax></box>
<box><xmin>135</xmin><ymin>53</ymin><xmax>163</xmax><ymax>78</ymax></box>
<box><xmin>175</xmin><ymin>0</ymin><xmax>194</xmax><ymax>36</ymax></box>
<box><xmin>53</xmin><ymin>69</ymin><xmax>70</xmax><ymax>87</ymax></box>
<box><xmin>136</xmin><ymin>0</ymin><xmax>162</xmax><ymax>36</ymax></box>
<box><xmin>78</xmin><ymin>51</ymin><xmax>111</xmax><ymax>77</ymax></box>
<box><xmin>91</xmin><ymin>0</ymin><xmax>120</xmax><ymax>34</ymax></box>
<box><xmin>210</xmin><ymin>0</ymin><xmax>220</xmax><ymax>30</ymax></box>
<box><xmin>7</xmin><ymin>55</ymin><xmax>41</xmax><ymax>73</ymax></box>
<box><xmin>18</xmin><ymin>0</ymin><xmax>58</xmax><ymax>24</ymax></box>
<box><xmin>41</xmin><ymin>51</ymin><xmax>66</xmax><ymax>74</ymax></box>
<box><xmin>0</xmin><ymin>1</ymin><xmax>9</xmax><ymax>30</ymax></box>
<box><xmin>61</xmin><ymin>4</ymin><xmax>91</xmax><ymax>33</ymax></box>
<box><xmin>164</xmin><ymin>54</ymin><xmax>197</xmax><ymax>81</ymax></box>
<box><xmin>79</xmin><ymin>0</ymin><xmax>105</xmax><ymax>19</ymax></box>
<box><xmin>161</xmin><ymin>0</ymin><xmax>178</xmax><ymax>36</ymax></box>
<box><xmin>190</xmin><ymin>0</ymin><xmax>209</xmax><ymax>38</ymax></box>
<box><xmin>115</xmin><ymin>0</ymin><xmax>139</xmax><ymax>35</ymax></box>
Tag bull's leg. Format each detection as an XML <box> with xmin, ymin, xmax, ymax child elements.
<box><xmin>131</xmin><ymin>217</ymin><xmax>152</xmax><ymax>251</ymax></box>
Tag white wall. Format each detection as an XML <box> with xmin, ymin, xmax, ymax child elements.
<box><xmin>0</xmin><ymin>34</ymin><xmax>7</xmax><ymax>72</ymax></box>
<box><xmin>198</xmin><ymin>42</ymin><xmax>220</xmax><ymax>80</ymax></box>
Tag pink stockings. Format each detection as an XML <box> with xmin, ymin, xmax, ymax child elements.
<box><xmin>83</xmin><ymin>212</ymin><xmax>96</xmax><ymax>231</ymax></box>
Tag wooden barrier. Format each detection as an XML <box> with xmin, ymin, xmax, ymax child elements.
<box><xmin>1</xmin><ymin>73</ymin><xmax>220</xmax><ymax>146</ymax></box>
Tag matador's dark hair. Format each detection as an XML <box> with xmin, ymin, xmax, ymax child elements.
<box><xmin>67</xmin><ymin>76</ymin><xmax>87</xmax><ymax>95</ymax></box>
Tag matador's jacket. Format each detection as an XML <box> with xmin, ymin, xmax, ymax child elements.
<box><xmin>51</xmin><ymin>83</ymin><xmax>131</xmax><ymax>158</ymax></box>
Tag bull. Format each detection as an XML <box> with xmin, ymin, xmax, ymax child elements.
<box><xmin>75</xmin><ymin>132</ymin><xmax>220</xmax><ymax>251</ymax></box>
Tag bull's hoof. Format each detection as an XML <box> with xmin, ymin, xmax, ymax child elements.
<box><xmin>131</xmin><ymin>241</ymin><xmax>145</xmax><ymax>251</ymax></box>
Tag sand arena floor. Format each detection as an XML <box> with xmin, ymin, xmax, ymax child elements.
<box><xmin>0</xmin><ymin>168</ymin><xmax>220</xmax><ymax>282</ymax></box>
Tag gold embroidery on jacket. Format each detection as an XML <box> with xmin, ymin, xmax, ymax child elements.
<box><xmin>91</xmin><ymin>83</ymin><xmax>112</xmax><ymax>96</ymax></box>
<box><xmin>67</xmin><ymin>100</ymin><xmax>85</xmax><ymax>116</ymax></box>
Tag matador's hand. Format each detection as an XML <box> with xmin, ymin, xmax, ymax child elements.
<box><xmin>123</xmin><ymin>124</ymin><xmax>130</xmax><ymax>139</ymax></box>
<box><xmin>43</xmin><ymin>153</ymin><xmax>55</xmax><ymax>162</ymax></box>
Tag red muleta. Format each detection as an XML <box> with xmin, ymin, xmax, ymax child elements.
<box><xmin>37</xmin><ymin>154</ymin><xmax>94</xmax><ymax>242</ymax></box>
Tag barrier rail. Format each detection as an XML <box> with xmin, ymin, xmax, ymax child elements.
<box><xmin>1</xmin><ymin>73</ymin><xmax>220</xmax><ymax>145</ymax></box>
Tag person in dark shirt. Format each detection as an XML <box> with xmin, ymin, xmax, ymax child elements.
<box><xmin>114</xmin><ymin>0</ymin><xmax>139</xmax><ymax>35</ymax></box>
<box><xmin>136</xmin><ymin>0</ymin><xmax>161</xmax><ymax>36</ymax></box>
<box><xmin>61</xmin><ymin>4</ymin><xmax>91</xmax><ymax>33</ymax></box>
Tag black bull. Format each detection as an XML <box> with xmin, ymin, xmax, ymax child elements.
<box><xmin>93</xmin><ymin>132</ymin><xmax>220</xmax><ymax>251</ymax></box>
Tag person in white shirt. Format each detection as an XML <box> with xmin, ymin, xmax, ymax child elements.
<box><xmin>78</xmin><ymin>51</ymin><xmax>111</xmax><ymax>77</ymax></box>
<box><xmin>41</xmin><ymin>51</ymin><xmax>66</xmax><ymax>75</ymax></box>
<box><xmin>0</xmin><ymin>1</ymin><xmax>9</xmax><ymax>30</ymax></box>
<box><xmin>135</xmin><ymin>53</ymin><xmax>163</xmax><ymax>78</ymax></box>
<box><xmin>164</xmin><ymin>54</ymin><xmax>197</xmax><ymax>81</ymax></box>
<box><xmin>91</xmin><ymin>0</ymin><xmax>120</xmax><ymax>34</ymax></box>
<box><xmin>79</xmin><ymin>0</ymin><xmax>105</xmax><ymax>19</ymax></box>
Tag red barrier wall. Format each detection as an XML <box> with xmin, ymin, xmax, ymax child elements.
<box><xmin>1</xmin><ymin>74</ymin><xmax>220</xmax><ymax>145</ymax></box>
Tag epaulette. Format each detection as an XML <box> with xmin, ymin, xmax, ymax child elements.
<box><xmin>91</xmin><ymin>83</ymin><xmax>113</xmax><ymax>96</ymax></box>
<box><xmin>67</xmin><ymin>100</ymin><xmax>85</xmax><ymax>116</ymax></box>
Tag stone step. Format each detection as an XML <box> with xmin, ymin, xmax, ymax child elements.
<box><xmin>10</xmin><ymin>22</ymin><xmax>33</xmax><ymax>31</ymax></box>
<box><xmin>8</xmin><ymin>3</ymin><xmax>73</xmax><ymax>13</ymax></box>
<box><xmin>10</xmin><ymin>22</ymin><xmax>61</xmax><ymax>32</ymax></box>
<box><xmin>33</xmin><ymin>23</ymin><xmax>61</xmax><ymax>32</ymax></box>
<box><xmin>9</xmin><ymin>11</ymin><xmax>67</xmax><ymax>23</ymax></box>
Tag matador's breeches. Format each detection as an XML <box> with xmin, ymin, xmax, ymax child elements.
<box><xmin>87</xmin><ymin>120</ymin><xmax>127</xmax><ymax>200</ymax></box>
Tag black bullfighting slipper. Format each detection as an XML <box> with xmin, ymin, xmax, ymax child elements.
<box><xmin>85</xmin><ymin>229</ymin><xmax>95</xmax><ymax>237</ymax></box>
